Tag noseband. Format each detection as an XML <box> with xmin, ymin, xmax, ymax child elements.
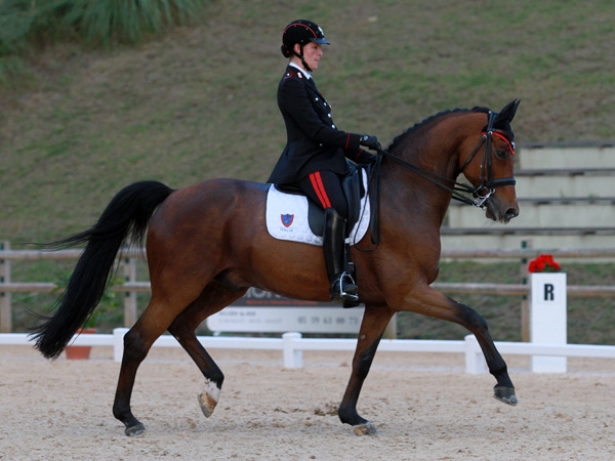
<box><xmin>376</xmin><ymin>110</ymin><xmax>516</xmax><ymax>210</ymax></box>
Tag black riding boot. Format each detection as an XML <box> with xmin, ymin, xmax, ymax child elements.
<box><xmin>323</xmin><ymin>208</ymin><xmax>359</xmax><ymax>303</ymax></box>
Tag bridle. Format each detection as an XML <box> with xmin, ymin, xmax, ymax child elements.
<box><xmin>375</xmin><ymin>110</ymin><xmax>516</xmax><ymax>210</ymax></box>
<box><xmin>457</xmin><ymin>111</ymin><xmax>516</xmax><ymax>207</ymax></box>
<box><xmin>357</xmin><ymin>109</ymin><xmax>517</xmax><ymax>250</ymax></box>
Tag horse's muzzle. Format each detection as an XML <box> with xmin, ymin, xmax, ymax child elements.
<box><xmin>485</xmin><ymin>198</ymin><xmax>519</xmax><ymax>223</ymax></box>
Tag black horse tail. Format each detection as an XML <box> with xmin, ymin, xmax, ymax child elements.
<box><xmin>31</xmin><ymin>180</ymin><xmax>174</xmax><ymax>359</ymax></box>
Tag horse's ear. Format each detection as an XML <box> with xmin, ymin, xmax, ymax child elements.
<box><xmin>495</xmin><ymin>99</ymin><xmax>520</xmax><ymax>125</ymax></box>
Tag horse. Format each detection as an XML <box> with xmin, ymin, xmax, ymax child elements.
<box><xmin>32</xmin><ymin>99</ymin><xmax>521</xmax><ymax>437</ymax></box>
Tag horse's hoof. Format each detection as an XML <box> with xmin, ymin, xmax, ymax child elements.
<box><xmin>353</xmin><ymin>422</ymin><xmax>378</xmax><ymax>436</ymax></box>
<box><xmin>125</xmin><ymin>423</ymin><xmax>146</xmax><ymax>437</ymax></box>
<box><xmin>494</xmin><ymin>386</ymin><xmax>518</xmax><ymax>406</ymax></box>
<box><xmin>198</xmin><ymin>380</ymin><xmax>220</xmax><ymax>418</ymax></box>
<box><xmin>197</xmin><ymin>391</ymin><xmax>219</xmax><ymax>418</ymax></box>
<box><xmin>198</xmin><ymin>392</ymin><xmax>216</xmax><ymax>418</ymax></box>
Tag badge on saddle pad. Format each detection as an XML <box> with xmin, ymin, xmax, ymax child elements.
<box><xmin>266</xmin><ymin>170</ymin><xmax>371</xmax><ymax>246</ymax></box>
<box><xmin>281</xmin><ymin>213</ymin><xmax>294</xmax><ymax>227</ymax></box>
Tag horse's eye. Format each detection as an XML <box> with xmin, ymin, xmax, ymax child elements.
<box><xmin>495</xmin><ymin>149</ymin><xmax>507</xmax><ymax>160</ymax></box>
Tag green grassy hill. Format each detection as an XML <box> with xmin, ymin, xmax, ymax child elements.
<box><xmin>2</xmin><ymin>0</ymin><xmax>615</xmax><ymax>244</ymax></box>
<box><xmin>2</xmin><ymin>1</ymin><xmax>614</xmax><ymax>341</ymax></box>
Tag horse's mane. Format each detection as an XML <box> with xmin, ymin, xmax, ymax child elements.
<box><xmin>388</xmin><ymin>106</ymin><xmax>491</xmax><ymax>151</ymax></box>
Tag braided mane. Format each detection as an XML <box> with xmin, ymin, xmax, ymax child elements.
<box><xmin>388</xmin><ymin>106</ymin><xmax>490</xmax><ymax>151</ymax></box>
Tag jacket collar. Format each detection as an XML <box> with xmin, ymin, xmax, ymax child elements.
<box><xmin>288</xmin><ymin>62</ymin><xmax>312</xmax><ymax>80</ymax></box>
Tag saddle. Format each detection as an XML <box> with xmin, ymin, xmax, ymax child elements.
<box><xmin>274</xmin><ymin>162</ymin><xmax>366</xmax><ymax>237</ymax></box>
<box><xmin>266</xmin><ymin>163</ymin><xmax>372</xmax><ymax>309</ymax></box>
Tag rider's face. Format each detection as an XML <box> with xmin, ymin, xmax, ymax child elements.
<box><xmin>294</xmin><ymin>42</ymin><xmax>323</xmax><ymax>71</ymax></box>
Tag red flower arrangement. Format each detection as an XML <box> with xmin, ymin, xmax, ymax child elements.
<box><xmin>528</xmin><ymin>254</ymin><xmax>561</xmax><ymax>273</ymax></box>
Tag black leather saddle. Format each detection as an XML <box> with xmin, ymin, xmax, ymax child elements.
<box><xmin>274</xmin><ymin>162</ymin><xmax>366</xmax><ymax>237</ymax></box>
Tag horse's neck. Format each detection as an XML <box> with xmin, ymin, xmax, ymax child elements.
<box><xmin>382</xmin><ymin>122</ymin><xmax>464</xmax><ymax>227</ymax></box>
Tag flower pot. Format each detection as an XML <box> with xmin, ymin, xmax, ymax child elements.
<box><xmin>65</xmin><ymin>328</ymin><xmax>97</xmax><ymax>360</ymax></box>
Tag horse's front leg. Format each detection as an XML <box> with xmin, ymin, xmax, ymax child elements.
<box><xmin>404</xmin><ymin>285</ymin><xmax>517</xmax><ymax>406</ymax></box>
<box><xmin>453</xmin><ymin>297</ymin><xmax>517</xmax><ymax>405</ymax></box>
<box><xmin>338</xmin><ymin>303</ymin><xmax>394</xmax><ymax>436</ymax></box>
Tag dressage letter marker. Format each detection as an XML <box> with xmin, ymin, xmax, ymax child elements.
<box><xmin>530</xmin><ymin>272</ymin><xmax>567</xmax><ymax>373</ymax></box>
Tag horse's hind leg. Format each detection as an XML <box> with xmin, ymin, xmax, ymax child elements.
<box><xmin>112</xmin><ymin>295</ymin><xmax>186</xmax><ymax>436</ymax></box>
<box><xmin>166</xmin><ymin>283</ymin><xmax>247</xmax><ymax>419</ymax></box>
<box><xmin>338</xmin><ymin>303</ymin><xmax>395</xmax><ymax>436</ymax></box>
<box><xmin>112</xmin><ymin>284</ymin><xmax>245</xmax><ymax>436</ymax></box>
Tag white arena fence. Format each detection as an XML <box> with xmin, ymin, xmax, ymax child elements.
<box><xmin>1</xmin><ymin>329</ymin><xmax>614</xmax><ymax>373</ymax></box>
<box><xmin>2</xmin><ymin>244</ymin><xmax>615</xmax><ymax>373</ymax></box>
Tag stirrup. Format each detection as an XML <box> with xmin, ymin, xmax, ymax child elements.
<box><xmin>331</xmin><ymin>272</ymin><xmax>359</xmax><ymax>303</ymax></box>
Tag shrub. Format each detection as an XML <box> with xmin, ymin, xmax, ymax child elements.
<box><xmin>56</xmin><ymin>0</ymin><xmax>210</xmax><ymax>46</ymax></box>
<box><xmin>0</xmin><ymin>0</ymin><xmax>209</xmax><ymax>85</ymax></box>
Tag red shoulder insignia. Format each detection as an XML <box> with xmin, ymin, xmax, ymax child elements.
<box><xmin>284</xmin><ymin>69</ymin><xmax>297</xmax><ymax>81</ymax></box>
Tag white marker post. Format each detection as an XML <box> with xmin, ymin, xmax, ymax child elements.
<box><xmin>530</xmin><ymin>272</ymin><xmax>567</xmax><ymax>373</ymax></box>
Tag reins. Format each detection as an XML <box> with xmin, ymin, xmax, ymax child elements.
<box><xmin>379</xmin><ymin>110</ymin><xmax>516</xmax><ymax>209</ymax></box>
<box><xmin>356</xmin><ymin>110</ymin><xmax>516</xmax><ymax>250</ymax></box>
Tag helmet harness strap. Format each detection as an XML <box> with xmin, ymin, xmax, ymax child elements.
<box><xmin>293</xmin><ymin>44</ymin><xmax>312</xmax><ymax>72</ymax></box>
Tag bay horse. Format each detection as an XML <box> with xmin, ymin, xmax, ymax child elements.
<box><xmin>33</xmin><ymin>100</ymin><xmax>521</xmax><ymax>437</ymax></box>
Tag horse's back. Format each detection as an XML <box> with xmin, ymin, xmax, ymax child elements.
<box><xmin>159</xmin><ymin>177</ymin><xmax>266</xmax><ymax>217</ymax></box>
<box><xmin>146</xmin><ymin>178</ymin><xmax>268</xmax><ymax>251</ymax></box>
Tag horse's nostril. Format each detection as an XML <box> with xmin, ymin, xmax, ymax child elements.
<box><xmin>505</xmin><ymin>207</ymin><xmax>519</xmax><ymax>219</ymax></box>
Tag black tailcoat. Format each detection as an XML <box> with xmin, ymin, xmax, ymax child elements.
<box><xmin>268</xmin><ymin>66</ymin><xmax>363</xmax><ymax>185</ymax></box>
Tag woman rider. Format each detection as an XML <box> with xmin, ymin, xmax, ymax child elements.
<box><xmin>267</xmin><ymin>20</ymin><xmax>380</xmax><ymax>303</ymax></box>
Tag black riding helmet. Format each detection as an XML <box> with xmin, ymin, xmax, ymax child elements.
<box><xmin>281</xmin><ymin>19</ymin><xmax>330</xmax><ymax>71</ymax></box>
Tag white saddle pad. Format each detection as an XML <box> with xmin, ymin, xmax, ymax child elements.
<box><xmin>266</xmin><ymin>170</ymin><xmax>371</xmax><ymax>247</ymax></box>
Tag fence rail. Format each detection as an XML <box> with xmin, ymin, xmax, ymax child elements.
<box><xmin>4</xmin><ymin>247</ymin><xmax>615</xmax><ymax>261</ymax></box>
<box><xmin>3</xmin><ymin>280</ymin><xmax>615</xmax><ymax>297</ymax></box>
<box><xmin>2</xmin><ymin>329</ymin><xmax>614</xmax><ymax>373</ymax></box>
<box><xmin>2</xmin><ymin>244</ymin><xmax>615</xmax><ymax>333</ymax></box>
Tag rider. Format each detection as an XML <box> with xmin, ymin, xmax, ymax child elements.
<box><xmin>267</xmin><ymin>19</ymin><xmax>380</xmax><ymax>303</ymax></box>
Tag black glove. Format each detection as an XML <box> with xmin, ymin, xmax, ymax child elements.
<box><xmin>356</xmin><ymin>150</ymin><xmax>378</xmax><ymax>165</ymax></box>
<box><xmin>359</xmin><ymin>134</ymin><xmax>381</xmax><ymax>151</ymax></box>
